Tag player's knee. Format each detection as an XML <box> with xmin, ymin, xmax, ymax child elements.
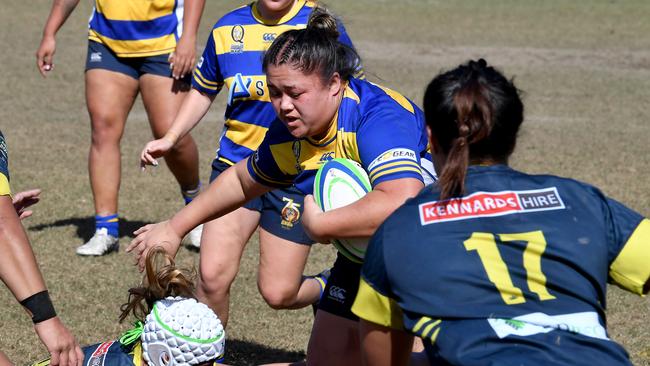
<box><xmin>199</xmin><ymin>265</ymin><xmax>237</xmax><ymax>297</ymax></box>
<box><xmin>258</xmin><ymin>281</ymin><xmax>298</xmax><ymax>309</ymax></box>
<box><xmin>90</xmin><ymin>119</ymin><xmax>121</xmax><ymax>145</ymax></box>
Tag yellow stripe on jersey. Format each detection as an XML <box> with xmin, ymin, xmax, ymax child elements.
<box><xmin>94</xmin><ymin>0</ymin><xmax>174</xmax><ymax>21</ymax></box>
<box><xmin>251</xmin><ymin>159</ymin><xmax>292</xmax><ymax>186</ymax></box>
<box><xmin>212</xmin><ymin>24</ymin><xmax>303</xmax><ymax>56</ymax></box>
<box><xmin>420</xmin><ymin>319</ymin><xmax>441</xmax><ymax>339</ymax></box>
<box><xmin>88</xmin><ymin>31</ymin><xmax>176</xmax><ymax>57</ymax></box>
<box><xmin>195</xmin><ymin>69</ymin><xmax>222</xmax><ymax>87</ymax></box>
<box><xmin>337</xmin><ymin>129</ymin><xmax>361</xmax><ymax>163</ymax></box>
<box><xmin>0</xmin><ymin>173</ymin><xmax>10</xmax><ymax>196</ymax></box>
<box><xmin>369</xmin><ymin>165</ymin><xmax>422</xmax><ymax>184</ymax></box>
<box><xmin>132</xmin><ymin>341</ymin><xmax>143</xmax><ymax>366</ymax></box>
<box><xmin>343</xmin><ymin>85</ymin><xmax>361</xmax><ymax>104</ymax></box>
<box><xmin>609</xmin><ymin>218</ymin><xmax>650</xmax><ymax>295</ymax></box>
<box><xmin>224</xmin><ymin>120</ymin><xmax>269</xmax><ymax>151</ymax></box>
<box><xmin>372</xmin><ymin>83</ymin><xmax>415</xmax><ymax>114</ymax></box>
<box><xmin>352</xmin><ymin>277</ymin><xmax>404</xmax><ymax>330</ymax></box>
<box><xmin>217</xmin><ymin>156</ymin><xmax>236</xmax><ymax>166</ymax></box>
<box><xmin>223</xmin><ymin>75</ymin><xmax>269</xmax><ymax>102</ymax></box>
<box><xmin>368</xmin><ymin>160</ymin><xmax>421</xmax><ymax>180</ymax></box>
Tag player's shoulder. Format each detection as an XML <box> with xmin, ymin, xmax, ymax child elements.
<box><xmin>349</xmin><ymin>78</ymin><xmax>420</xmax><ymax>117</ymax></box>
<box><xmin>212</xmin><ymin>4</ymin><xmax>254</xmax><ymax>29</ymax></box>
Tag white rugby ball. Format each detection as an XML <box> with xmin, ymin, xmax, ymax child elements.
<box><xmin>314</xmin><ymin>158</ymin><xmax>371</xmax><ymax>263</ymax></box>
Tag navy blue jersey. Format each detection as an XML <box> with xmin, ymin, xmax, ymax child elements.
<box><xmin>31</xmin><ymin>341</ymin><xmax>140</xmax><ymax>366</ymax></box>
<box><xmin>0</xmin><ymin>131</ymin><xmax>10</xmax><ymax>195</ymax></box>
<box><xmin>353</xmin><ymin>165</ymin><xmax>649</xmax><ymax>365</ymax></box>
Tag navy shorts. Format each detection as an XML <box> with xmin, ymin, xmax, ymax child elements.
<box><xmin>85</xmin><ymin>40</ymin><xmax>190</xmax><ymax>82</ymax></box>
<box><xmin>317</xmin><ymin>253</ymin><xmax>361</xmax><ymax>321</ymax></box>
<box><xmin>210</xmin><ymin>159</ymin><xmax>315</xmax><ymax>245</ymax></box>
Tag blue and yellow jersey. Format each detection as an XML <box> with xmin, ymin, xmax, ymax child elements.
<box><xmin>0</xmin><ymin>131</ymin><xmax>10</xmax><ymax>196</ymax></box>
<box><xmin>246</xmin><ymin>77</ymin><xmax>435</xmax><ymax>194</ymax></box>
<box><xmin>88</xmin><ymin>0</ymin><xmax>184</xmax><ymax>57</ymax></box>
<box><xmin>192</xmin><ymin>0</ymin><xmax>358</xmax><ymax>166</ymax></box>
<box><xmin>352</xmin><ymin>165</ymin><xmax>649</xmax><ymax>365</ymax></box>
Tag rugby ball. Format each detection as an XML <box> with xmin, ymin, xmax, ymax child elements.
<box><xmin>314</xmin><ymin>158</ymin><xmax>371</xmax><ymax>263</ymax></box>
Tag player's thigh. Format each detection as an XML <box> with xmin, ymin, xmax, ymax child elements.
<box><xmin>199</xmin><ymin>206</ymin><xmax>261</xmax><ymax>285</ymax></box>
<box><xmin>85</xmin><ymin>69</ymin><xmax>138</xmax><ymax>135</ymax></box>
<box><xmin>257</xmin><ymin>228</ymin><xmax>311</xmax><ymax>294</ymax></box>
<box><xmin>139</xmin><ymin>60</ymin><xmax>190</xmax><ymax>137</ymax></box>
<box><xmin>307</xmin><ymin>310</ymin><xmax>360</xmax><ymax>366</ymax></box>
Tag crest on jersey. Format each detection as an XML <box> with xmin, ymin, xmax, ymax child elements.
<box><xmin>231</xmin><ymin>25</ymin><xmax>244</xmax><ymax>42</ymax></box>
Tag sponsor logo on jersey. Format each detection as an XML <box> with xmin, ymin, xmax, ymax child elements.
<box><xmin>88</xmin><ymin>341</ymin><xmax>114</xmax><ymax>366</ymax></box>
<box><xmin>419</xmin><ymin>187</ymin><xmax>565</xmax><ymax>225</ymax></box>
<box><xmin>328</xmin><ymin>286</ymin><xmax>346</xmax><ymax>303</ymax></box>
<box><xmin>318</xmin><ymin>151</ymin><xmax>335</xmax><ymax>163</ymax></box>
<box><xmin>368</xmin><ymin>148</ymin><xmax>417</xmax><ymax>171</ymax></box>
<box><xmin>262</xmin><ymin>33</ymin><xmax>277</xmax><ymax>42</ymax></box>
<box><xmin>227</xmin><ymin>73</ymin><xmax>252</xmax><ymax>105</ymax></box>
<box><xmin>488</xmin><ymin>311</ymin><xmax>608</xmax><ymax>340</ymax></box>
<box><xmin>280</xmin><ymin>197</ymin><xmax>301</xmax><ymax>229</ymax></box>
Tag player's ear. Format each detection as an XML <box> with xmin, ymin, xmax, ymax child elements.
<box><xmin>328</xmin><ymin>72</ymin><xmax>342</xmax><ymax>96</ymax></box>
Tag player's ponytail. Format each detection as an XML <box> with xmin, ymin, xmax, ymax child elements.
<box><xmin>425</xmin><ymin>59</ymin><xmax>524</xmax><ymax>200</ymax></box>
<box><xmin>263</xmin><ymin>5</ymin><xmax>360</xmax><ymax>83</ymax></box>
<box><xmin>119</xmin><ymin>246</ymin><xmax>196</xmax><ymax>322</ymax></box>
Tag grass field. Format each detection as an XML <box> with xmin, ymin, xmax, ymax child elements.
<box><xmin>1</xmin><ymin>1</ymin><xmax>649</xmax><ymax>364</ymax></box>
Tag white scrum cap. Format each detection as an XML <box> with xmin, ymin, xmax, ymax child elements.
<box><xmin>142</xmin><ymin>297</ymin><xmax>225</xmax><ymax>366</ymax></box>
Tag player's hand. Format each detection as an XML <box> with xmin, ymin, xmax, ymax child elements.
<box><xmin>34</xmin><ymin>317</ymin><xmax>83</xmax><ymax>366</ymax></box>
<box><xmin>140</xmin><ymin>138</ymin><xmax>174</xmax><ymax>171</ymax></box>
<box><xmin>12</xmin><ymin>188</ymin><xmax>41</xmax><ymax>220</ymax></box>
<box><xmin>301</xmin><ymin>194</ymin><xmax>330</xmax><ymax>244</ymax></box>
<box><xmin>127</xmin><ymin>221</ymin><xmax>182</xmax><ymax>271</ymax></box>
<box><xmin>36</xmin><ymin>35</ymin><xmax>56</xmax><ymax>77</ymax></box>
<box><xmin>169</xmin><ymin>35</ymin><xmax>196</xmax><ymax>80</ymax></box>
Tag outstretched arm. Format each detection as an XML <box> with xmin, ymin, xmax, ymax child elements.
<box><xmin>36</xmin><ymin>0</ymin><xmax>81</xmax><ymax>77</ymax></box>
<box><xmin>128</xmin><ymin>159</ymin><xmax>271</xmax><ymax>269</ymax></box>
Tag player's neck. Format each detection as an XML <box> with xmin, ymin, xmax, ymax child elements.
<box><xmin>255</xmin><ymin>0</ymin><xmax>297</xmax><ymax>22</ymax></box>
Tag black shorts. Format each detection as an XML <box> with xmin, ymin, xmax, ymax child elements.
<box><xmin>209</xmin><ymin>159</ymin><xmax>315</xmax><ymax>245</ymax></box>
<box><xmin>85</xmin><ymin>40</ymin><xmax>190</xmax><ymax>82</ymax></box>
<box><xmin>318</xmin><ymin>253</ymin><xmax>362</xmax><ymax>321</ymax></box>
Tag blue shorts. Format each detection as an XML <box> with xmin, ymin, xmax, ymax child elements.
<box><xmin>317</xmin><ymin>253</ymin><xmax>361</xmax><ymax>321</ymax></box>
<box><xmin>210</xmin><ymin>159</ymin><xmax>315</xmax><ymax>245</ymax></box>
<box><xmin>85</xmin><ymin>40</ymin><xmax>190</xmax><ymax>82</ymax></box>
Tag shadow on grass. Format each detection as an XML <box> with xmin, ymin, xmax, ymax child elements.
<box><xmin>28</xmin><ymin>216</ymin><xmax>151</xmax><ymax>241</ymax></box>
<box><xmin>224</xmin><ymin>338</ymin><xmax>305</xmax><ymax>365</ymax></box>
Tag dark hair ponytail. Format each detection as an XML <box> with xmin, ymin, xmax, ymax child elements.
<box><xmin>263</xmin><ymin>5</ymin><xmax>360</xmax><ymax>83</ymax></box>
<box><xmin>425</xmin><ymin>59</ymin><xmax>523</xmax><ymax>200</ymax></box>
<box><xmin>119</xmin><ymin>247</ymin><xmax>196</xmax><ymax>322</ymax></box>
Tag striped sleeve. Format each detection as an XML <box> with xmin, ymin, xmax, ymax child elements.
<box><xmin>605</xmin><ymin>197</ymin><xmax>650</xmax><ymax>295</ymax></box>
<box><xmin>0</xmin><ymin>132</ymin><xmax>10</xmax><ymax>196</ymax></box>
<box><xmin>192</xmin><ymin>28</ymin><xmax>224</xmax><ymax>95</ymax></box>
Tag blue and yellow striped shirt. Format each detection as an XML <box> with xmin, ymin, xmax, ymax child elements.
<box><xmin>0</xmin><ymin>131</ymin><xmax>10</xmax><ymax>196</ymax></box>
<box><xmin>192</xmin><ymin>0</ymin><xmax>357</xmax><ymax>166</ymax></box>
<box><xmin>88</xmin><ymin>0</ymin><xmax>184</xmax><ymax>57</ymax></box>
<box><xmin>247</xmin><ymin>77</ymin><xmax>435</xmax><ymax>195</ymax></box>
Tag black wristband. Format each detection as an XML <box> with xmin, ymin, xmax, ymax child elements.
<box><xmin>19</xmin><ymin>290</ymin><xmax>57</xmax><ymax>324</ymax></box>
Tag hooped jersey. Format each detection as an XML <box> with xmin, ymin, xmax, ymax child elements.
<box><xmin>0</xmin><ymin>131</ymin><xmax>10</xmax><ymax>196</ymax></box>
<box><xmin>246</xmin><ymin>77</ymin><xmax>435</xmax><ymax>195</ymax></box>
<box><xmin>353</xmin><ymin>165</ymin><xmax>649</xmax><ymax>365</ymax></box>
<box><xmin>192</xmin><ymin>0</ymin><xmax>358</xmax><ymax>166</ymax></box>
<box><xmin>88</xmin><ymin>0</ymin><xmax>185</xmax><ymax>57</ymax></box>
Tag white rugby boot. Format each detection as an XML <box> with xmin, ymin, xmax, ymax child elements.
<box><xmin>76</xmin><ymin>228</ymin><xmax>119</xmax><ymax>256</ymax></box>
<box><xmin>182</xmin><ymin>224</ymin><xmax>203</xmax><ymax>249</ymax></box>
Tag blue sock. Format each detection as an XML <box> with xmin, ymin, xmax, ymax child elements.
<box><xmin>181</xmin><ymin>182</ymin><xmax>202</xmax><ymax>205</ymax></box>
<box><xmin>95</xmin><ymin>214</ymin><xmax>118</xmax><ymax>237</ymax></box>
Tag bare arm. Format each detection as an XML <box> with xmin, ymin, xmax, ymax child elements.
<box><xmin>141</xmin><ymin>89</ymin><xmax>215</xmax><ymax>167</ymax></box>
<box><xmin>359</xmin><ymin>319</ymin><xmax>413</xmax><ymax>366</ymax></box>
<box><xmin>128</xmin><ymin>159</ymin><xmax>271</xmax><ymax>269</ymax></box>
<box><xmin>0</xmin><ymin>195</ymin><xmax>82</xmax><ymax>366</ymax></box>
<box><xmin>36</xmin><ymin>0</ymin><xmax>81</xmax><ymax>77</ymax></box>
<box><xmin>303</xmin><ymin>178</ymin><xmax>423</xmax><ymax>242</ymax></box>
<box><xmin>169</xmin><ymin>0</ymin><xmax>206</xmax><ymax>79</ymax></box>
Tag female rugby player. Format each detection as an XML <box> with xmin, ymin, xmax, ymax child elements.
<box><xmin>31</xmin><ymin>247</ymin><xmax>225</xmax><ymax>366</ymax></box>
<box><xmin>352</xmin><ymin>59</ymin><xmax>649</xmax><ymax>366</ymax></box>
<box><xmin>130</xmin><ymin>11</ymin><xmax>435</xmax><ymax>365</ymax></box>
<box><xmin>36</xmin><ymin>0</ymin><xmax>205</xmax><ymax>255</ymax></box>
<box><xmin>138</xmin><ymin>1</ymin><xmax>359</xmax><ymax>327</ymax></box>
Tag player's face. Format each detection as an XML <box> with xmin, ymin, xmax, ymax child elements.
<box><xmin>267</xmin><ymin>64</ymin><xmax>343</xmax><ymax>139</ymax></box>
<box><xmin>256</xmin><ymin>0</ymin><xmax>296</xmax><ymax>19</ymax></box>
